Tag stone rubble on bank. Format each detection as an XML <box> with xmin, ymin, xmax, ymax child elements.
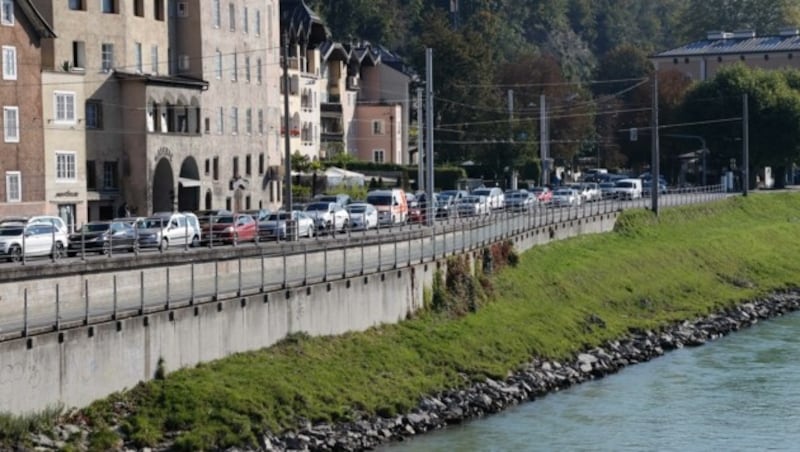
<box><xmin>24</xmin><ymin>291</ymin><xmax>800</xmax><ymax>452</ymax></box>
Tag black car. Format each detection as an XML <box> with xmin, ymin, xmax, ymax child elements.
<box><xmin>67</xmin><ymin>221</ymin><xmax>138</xmax><ymax>256</ymax></box>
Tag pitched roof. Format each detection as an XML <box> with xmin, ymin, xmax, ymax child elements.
<box><xmin>653</xmin><ymin>32</ymin><xmax>800</xmax><ymax>58</ymax></box>
<box><xmin>280</xmin><ymin>0</ymin><xmax>329</xmax><ymax>46</ymax></box>
<box><xmin>16</xmin><ymin>0</ymin><xmax>56</xmax><ymax>38</ymax></box>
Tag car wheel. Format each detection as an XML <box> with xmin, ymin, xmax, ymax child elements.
<box><xmin>191</xmin><ymin>235</ymin><xmax>200</xmax><ymax>248</ymax></box>
<box><xmin>9</xmin><ymin>245</ymin><xmax>22</xmax><ymax>263</ymax></box>
<box><xmin>101</xmin><ymin>242</ymin><xmax>112</xmax><ymax>255</ymax></box>
<box><xmin>52</xmin><ymin>242</ymin><xmax>65</xmax><ymax>260</ymax></box>
<box><xmin>159</xmin><ymin>238</ymin><xmax>169</xmax><ymax>252</ymax></box>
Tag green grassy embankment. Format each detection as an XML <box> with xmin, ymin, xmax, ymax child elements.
<box><xmin>17</xmin><ymin>194</ymin><xmax>800</xmax><ymax>450</ymax></box>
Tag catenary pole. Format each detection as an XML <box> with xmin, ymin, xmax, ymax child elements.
<box><xmin>425</xmin><ymin>48</ymin><xmax>435</xmax><ymax>226</ymax></box>
<box><xmin>651</xmin><ymin>72</ymin><xmax>660</xmax><ymax>216</ymax></box>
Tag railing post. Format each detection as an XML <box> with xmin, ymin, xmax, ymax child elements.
<box><xmin>84</xmin><ymin>279</ymin><xmax>90</xmax><ymax>325</ymax></box>
<box><xmin>51</xmin><ymin>226</ymin><xmax>56</xmax><ymax>263</ymax></box>
<box><xmin>215</xmin><ymin>260</ymin><xmax>220</xmax><ymax>300</ymax></box>
<box><xmin>184</xmin><ymin>220</ymin><xmax>189</xmax><ymax>251</ymax></box>
<box><xmin>393</xmin><ymin>236</ymin><xmax>398</xmax><ymax>268</ymax></box>
<box><xmin>21</xmin><ymin>229</ymin><xmax>26</xmax><ymax>266</ymax></box>
<box><xmin>282</xmin><ymin>252</ymin><xmax>288</xmax><ymax>288</ymax></box>
<box><xmin>190</xmin><ymin>263</ymin><xmax>195</xmax><ymax>304</ymax></box>
<box><xmin>55</xmin><ymin>283</ymin><xmax>60</xmax><ymax>331</ymax></box>
<box><xmin>237</xmin><ymin>257</ymin><xmax>243</xmax><ymax>296</ymax></box>
<box><xmin>377</xmin><ymin>240</ymin><xmax>381</xmax><ymax>272</ymax></box>
<box><xmin>139</xmin><ymin>271</ymin><xmax>145</xmax><ymax>314</ymax></box>
<box><xmin>260</xmin><ymin>250</ymin><xmax>265</xmax><ymax>292</ymax></box>
<box><xmin>23</xmin><ymin>288</ymin><xmax>28</xmax><ymax>337</ymax></box>
<box><xmin>166</xmin><ymin>267</ymin><xmax>171</xmax><ymax>309</ymax></box>
<box><xmin>361</xmin><ymin>240</ymin><xmax>365</xmax><ymax>275</ymax></box>
<box><xmin>112</xmin><ymin>275</ymin><xmax>118</xmax><ymax>320</ymax></box>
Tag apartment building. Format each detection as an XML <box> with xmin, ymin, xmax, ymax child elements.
<box><xmin>651</xmin><ymin>28</ymin><xmax>800</xmax><ymax>81</ymax></box>
<box><xmin>0</xmin><ymin>0</ymin><xmax>54</xmax><ymax>219</ymax></box>
<box><xmin>319</xmin><ymin>41</ymin><xmax>360</xmax><ymax>160</ymax></box>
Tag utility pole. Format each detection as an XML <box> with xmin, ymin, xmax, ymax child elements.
<box><xmin>282</xmin><ymin>31</ymin><xmax>293</xmax><ymax>215</ymax></box>
<box><xmin>507</xmin><ymin>89</ymin><xmax>513</xmax><ymax>187</ymax></box>
<box><xmin>539</xmin><ymin>94</ymin><xmax>548</xmax><ymax>186</ymax></box>
<box><xmin>651</xmin><ymin>72</ymin><xmax>660</xmax><ymax>216</ymax></box>
<box><xmin>425</xmin><ymin>48</ymin><xmax>435</xmax><ymax>226</ymax></box>
<box><xmin>743</xmin><ymin>93</ymin><xmax>749</xmax><ymax>197</ymax></box>
<box><xmin>417</xmin><ymin>87</ymin><xmax>424</xmax><ymax>193</ymax></box>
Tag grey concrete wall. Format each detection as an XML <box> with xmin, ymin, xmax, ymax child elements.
<box><xmin>0</xmin><ymin>212</ymin><xmax>617</xmax><ymax>415</ymax></box>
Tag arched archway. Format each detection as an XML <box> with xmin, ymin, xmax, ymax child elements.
<box><xmin>152</xmin><ymin>158</ymin><xmax>174</xmax><ymax>213</ymax></box>
<box><xmin>178</xmin><ymin>157</ymin><xmax>200</xmax><ymax>212</ymax></box>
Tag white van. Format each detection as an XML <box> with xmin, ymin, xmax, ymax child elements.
<box><xmin>136</xmin><ymin>212</ymin><xmax>202</xmax><ymax>250</ymax></box>
<box><xmin>366</xmin><ymin>189</ymin><xmax>408</xmax><ymax>225</ymax></box>
<box><xmin>613</xmin><ymin>178</ymin><xmax>643</xmax><ymax>200</ymax></box>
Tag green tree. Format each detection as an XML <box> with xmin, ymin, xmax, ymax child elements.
<box><xmin>678</xmin><ymin>0</ymin><xmax>800</xmax><ymax>41</ymax></box>
<box><xmin>681</xmin><ymin>65</ymin><xmax>800</xmax><ymax>186</ymax></box>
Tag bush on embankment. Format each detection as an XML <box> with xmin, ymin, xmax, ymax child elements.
<box><xmin>13</xmin><ymin>194</ymin><xmax>800</xmax><ymax>450</ymax></box>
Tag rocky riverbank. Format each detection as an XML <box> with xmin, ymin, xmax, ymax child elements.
<box><xmin>24</xmin><ymin>290</ymin><xmax>800</xmax><ymax>452</ymax></box>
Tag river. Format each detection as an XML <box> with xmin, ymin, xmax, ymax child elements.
<box><xmin>382</xmin><ymin>312</ymin><xmax>800</xmax><ymax>451</ymax></box>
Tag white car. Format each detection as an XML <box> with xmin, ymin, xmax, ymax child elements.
<box><xmin>580</xmin><ymin>183</ymin><xmax>601</xmax><ymax>202</ymax></box>
<box><xmin>347</xmin><ymin>203</ymin><xmax>378</xmax><ymax>230</ymax></box>
<box><xmin>0</xmin><ymin>223</ymin><xmax>68</xmax><ymax>262</ymax></box>
<box><xmin>471</xmin><ymin>187</ymin><xmax>505</xmax><ymax>210</ymax></box>
<box><xmin>456</xmin><ymin>195</ymin><xmax>490</xmax><ymax>216</ymax></box>
<box><xmin>260</xmin><ymin>211</ymin><xmax>315</xmax><ymax>239</ymax></box>
<box><xmin>304</xmin><ymin>202</ymin><xmax>349</xmax><ymax>233</ymax></box>
<box><xmin>613</xmin><ymin>178</ymin><xmax>643</xmax><ymax>200</ymax></box>
<box><xmin>550</xmin><ymin>188</ymin><xmax>581</xmax><ymax>207</ymax></box>
<box><xmin>0</xmin><ymin>215</ymin><xmax>70</xmax><ymax>235</ymax></box>
<box><xmin>135</xmin><ymin>212</ymin><xmax>202</xmax><ymax>250</ymax></box>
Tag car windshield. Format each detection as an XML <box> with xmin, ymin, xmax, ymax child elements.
<box><xmin>305</xmin><ymin>202</ymin><xmax>331</xmax><ymax>211</ymax></box>
<box><xmin>210</xmin><ymin>216</ymin><xmax>234</xmax><ymax>224</ymax></box>
<box><xmin>555</xmin><ymin>190</ymin><xmax>572</xmax><ymax>195</ymax></box>
<box><xmin>460</xmin><ymin>196</ymin><xmax>479</xmax><ymax>204</ymax></box>
<box><xmin>0</xmin><ymin>227</ymin><xmax>23</xmax><ymax>236</ymax></box>
<box><xmin>139</xmin><ymin>217</ymin><xmax>169</xmax><ymax>228</ymax></box>
<box><xmin>507</xmin><ymin>193</ymin><xmax>525</xmax><ymax>199</ymax></box>
<box><xmin>367</xmin><ymin>195</ymin><xmax>392</xmax><ymax>206</ymax></box>
<box><xmin>616</xmin><ymin>182</ymin><xmax>633</xmax><ymax>188</ymax></box>
<box><xmin>78</xmin><ymin>223</ymin><xmax>110</xmax><ymax>233</ymax></box>
<box><xmin>348</xmin><ymin>205</ymin><xmax>367</xmax><ymax>213</ymax></box>
<box><xmin>472</xmin><ymin>189</ymin><xmax>490</xmax><ymax>196</ymax></box>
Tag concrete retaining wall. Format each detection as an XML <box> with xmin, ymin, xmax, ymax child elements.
<box><xmin>0</xmin><ymin>213</ymin><xmax>616</xmax><ymax>414</ymax></box>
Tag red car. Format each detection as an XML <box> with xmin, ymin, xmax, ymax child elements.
<box><xmin>201</xmin><ymin>213</ymin><xmax>258</xmax><ymax>245</ymax></box>
<box><xmin>531</xmin><ymin>187</ymin><xmax>553</xmax><ymax>204</ymax></box>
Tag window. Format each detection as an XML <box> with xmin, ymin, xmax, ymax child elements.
<box><xmin>231</xmin><ymin>51</ymin><xmax>237</xmax><ymax>80</ymax></box>
<box><xmin>373</xmin><ymin>149</ymin><xmax>385</xmax><ymax>163</ymax></box>
<box><xmin>204</xmin><ymin>159</ymin><xmax>210</xmax><ymax>175</ymax></box>
<box><xmin>215</xmin><ymin>49</ymin><xmax>222</xmax><ymax>78</ymax></box>
<box><xmin>204</xmin><ymin>117</ymin><xmax>210</xmax><ymax>134</ymax></box>
<box><xmin>213</xmin><ymin>157</ymin><xmax>219</xmax><ymax>180</ymax></box>
<box><xmin>217</xmin><ymin>107</ymin><xmax>224</xmax><ymax>134</ymax></box>
<box><xmin>258</xmin><ymin>153</ymin><xmax>264</xmax><ymax>174</ymax></box>
<box><xmin>212</xmin><ymin>0</ymin><xmax>220</xmax><ymax>27</ymax></box>
<box><xmin>258</xmin><ymin>109</ymin><xmax>264</xmax><ymax>134</ymax></box>
<box><xmin>3</xmin><ymin>106</ymin><xmax>18</xmax><ymax>142</ymax></box>
<box><xmin>229</xmin><ymin>3</ymin><xmax>235</xmax><ymax>31</ymax></box>
<box><xmin>231</xmin><ymin>107</ymin><xmax>239</xmax><ymax>134</ymax></box>
<box><xmin>154</xmin><ymin>0</ymin><xmax>165</xmax><ymax>20</ymax></box>
<box><xmin>68</xmin><ymin>0</ymin><xmax>84</xmax><ymax>11</ymax></box>
<box><xmin>245</xmin><ymin>56</ymin><xmax>251</xmax><ymax>82</ymax></box>
<box><xmin>232</xmin><ymin>156</ymin><xmax>239</xmax><ymax>178</ymax></box>
<box><xmin>101</xmin><ymin>0</ymin><xmax>117</xmax><ymax>14</ymax></box>
<box><xmin>267</xmin><ymin>5</ymin><xmax>273</xmax><ymax>49</ymax></box>
<box><xmin>245</xmin><ymin>108</ymin><xmax>252</xmax><ymax>134</ymax></box>
<box><xmin>86</xmin><ymin>160</ymin><xmax>96</xmax><ymax>189</ymax></box>
<box><xmin>85</xmin><ymin>100</ymin><xmax>102</xmax><ymax>129</ymax></box>
<box><xmin>134</xmin><ymin>0</ymin><xmax>144</xmax><ymax>16</ymax></box>
<box><xmin>2</xmin><ymin>46</ymin><xmax>15</xmax><ymax>80</ymax></box>
<box><xmin>243</xmin><ymin>7</ymin><xmax>248</xmax><ymax>33</ymax></box>
<box><xmin>176</xmin><ymin>1</ymin><xmax>187</xmax><ymax>17</ymax></box>
<box><xmin>72</xmin><ymin>41</ymin><xmax>86</xmax><ymax>69</ymax></box>
<box><xmin>56</xmin><ymin>152</ymin><xmax>77</xmax><ymax>182</ymax></box>
<box><xmin>178</xmin><ymin>55</ymin><xmax>189</xmax><ymax>71</ymax></box>
<box><xmin>255</xmin><ymin>9</ymin><xmax>261</xmax><ymax>36</ymax></box>
<box><xmin>135</xmin><ymin>42</ymin><xmax>143</xmax><ymax>72</ymax></box>
<box><xmin>103</xmin><ymin>161</ymin><xmax>118</xmax><ymax>189</ymax></box>
<box><xmin>151</xmin><ymin>46</ymin><xmax>159</xmax><ymax>73</ymax></box>
<box><xmin>1</xmin><ymin>0</ymin><xmax>13</xmax><ymax>25</ymax></box>
<box><xmin>101</xmin><ymin>43</ymin><xmax>113</xmax><ymax>72</ymax></box>
<box><xmin>54</xmin><ymin>92</ymin><xmax>76</xmax><ymax>124</ymax></box>
<box><xmin>245</xmin><ymin>154</ymin><xmax>252</xmax><ymax>176</ymax></box>
<box><xmin>372</xmin><ymin>120</ymin><xmax>384</xmax><ymax>135</ymax></box>
<box><xmin>256</xmin><ymin>58</ymin><xmax>262</xmax><ymax>83</ymax></box>
<box><xmin>5</xmin><ymin>171</ymin><xmax>20</xmax><ymax>202</ymax></box>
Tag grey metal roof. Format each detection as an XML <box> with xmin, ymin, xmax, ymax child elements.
<box><xmin>653</xmin><ymin>34</ymin><xmax>800</xmax><ymax>58</ymax></box>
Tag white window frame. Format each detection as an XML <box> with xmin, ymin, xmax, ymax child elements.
<box><xmin>3</xmin><ymin>106</ymin><xmax>18</xmax><ymax>142</ymax></box>
<box><xmin>2</xmin><ymin>45</ymin><xmax>16</xmax><ymax>80</ymax></box>
<box><xmin>215</xmin><ymin>49</ymin><xmax>222</xmax><ymax>79</ymax></box>
<box><xmin>55</xmin><ymin>151</ymin><xmax>78</xmax><ymax>182</ymax></box>
<box><xmin>217</xmin><ymin>107</ymin><xmax>224</xmax><ymax>134</ymax></box>
<box><xmin>372</xmin><ymin>120</ymin><xmax>385</xmax><ymax>135</ymax></box>
<box><xmin>258</xmin><ymin>109</ymin><xmax>264</xmax><ymax>135</ymax></box>
<box><xmin>231</xmin><ymin>107</ymin><xmax>239</xmax><ymax>134</ymax></box>
<box><xmin>134</xmin><ymin>42</ymin><xmax>143</xmax><ymax>73</ymax></box>
<box><xmin>231</xmin><ymin>51</ymin><xmax>238</xmax><ymax>81</ymax></box>
<box><xmin>1</xmin><ymin>0</ymin><xmax>14</xmax><ymax>26</ymax></box>
<box><xmin>245</xmin><ymin>108</ymin><xmax>252</xmax><ymax>134</ymax></box>
<box><xmin>242</xmin><ymin>7</ymin><xmax>248</xmax><ymax>33</ymax></box>
<box><xmin>255</xmin><ymin>9</ymin><xmax>261</xmax><ymax>36</ymax></box>
<box><xmin>85</xmin><ymin>100</ymin><xmax>102</xmax><ymax>129</ymax></box>
<box><xmin>54</xmin><ymin>92</ymin><xmax>76</xmax><ymax>124</ymax></box>
<box><xmin>151</xmin><ymin>45</ymin><xmax>159</xmax><ymax>73</ymax></box>
<box><xmin>245</xmin><ymin>56</ymin><xmax>251</xmax><ymax>82</ymax></box>
<box><xmin>5</xmin><ymin>171</ymin><xmax>20</xmax><ymax>202</ymax></box>
<box><xmin>229</xmin><ymin>3</ymin><xmax>235</xmax><ymax>31</ymax></box>
<box><xmin>373</xmin><ymin>149</ymin><xmax>385</xmax><ymax>163</ymax></box>
<box><xmin>101</xmin><ymin>43</ymin><xmax>114</xmax><ymax>72</ymax></box>
<box><xmin>256</xmin><ymin>58</ymin><xmax>262</xmax><ymax>84</ymax></box>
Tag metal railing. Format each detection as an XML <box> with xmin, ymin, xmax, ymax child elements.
<box><xmin>0</xmin><ymin>186</ymin><xmax>730</xmax><ymax>339</ymax></box>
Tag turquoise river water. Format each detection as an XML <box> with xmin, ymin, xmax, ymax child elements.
<box><xmin>382</xmin><ymin>311</ymin><xmax>800</xmax><ymax>451</ymax></box>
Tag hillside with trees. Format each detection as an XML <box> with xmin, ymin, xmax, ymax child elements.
<box><xmin>309</xmin><ymin>0</ymin><xmax>800</xmax><ymax>184</ymax></box>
